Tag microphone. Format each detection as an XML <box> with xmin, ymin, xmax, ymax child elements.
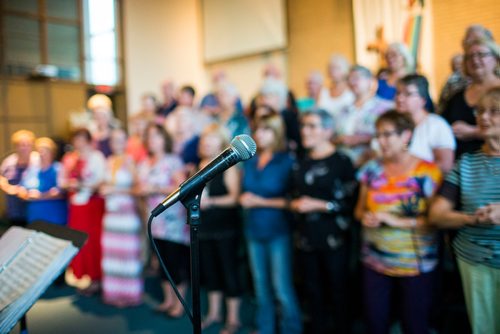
<box><xmin>151</xmin><ymin>134</ymin><xmax>257</xmax><ymax>217</ymax></box>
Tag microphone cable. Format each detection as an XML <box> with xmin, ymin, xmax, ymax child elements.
<box><xmin>147</xmin><ymin>213</ymin><xmax>194</xmax><ymax>324</ymax></box>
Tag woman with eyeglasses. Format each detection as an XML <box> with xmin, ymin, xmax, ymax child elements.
<box><xmin>430</xmin><ymin>87</ymin><xmax>500</xmax><ymax>334</ymax></box>
<box><xmin>355</xmin><ymin>110</ymin><xmax>442</xmax><ymax>334</ymax></box>
<box><xmin>395</xmin><ymin>74</ymin><xmax>456</xmax><ymax>173</ymax></box>
<box><xmin>442</xmin><ymin>38</ymin><xmax>500</xmax><ymax>159</ymax></box>
<box><xmin>290</xmin><ymin>109</ymin><xmax>356</xmax><ymax>334</ymax></box>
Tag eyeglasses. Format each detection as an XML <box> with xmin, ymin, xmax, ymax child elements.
<box><xmin>395</xmin><ymin>90</ymin><xmax>421</xmax><ymax>98</ymax></box>
<box><xmin>465</xmin><ymin>52</ymin><xmax>493</xmax><ymax>61</ymax></box>
<box><xmin>301</xmin><ymin>122</ymin><xmax>322</xmax><ymax>129</ymax></box>
<box><xmin>474</xmin><ymin>107</ymin><xmax>500</xmax><ymax>117</ymax></box>
<box><xmin>374</xmin><ymin>130</ymin><xmax>399</xmax><ymax>139</ymax></box>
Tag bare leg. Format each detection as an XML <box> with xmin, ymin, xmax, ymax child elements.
<box><xmin>156</xmin><ymin>280</ymin><xmax>174</xmax><ymax>311</ymax></box>
<box><xmin>168</xmin><ymin>282</ymin><xmax>187</xmax><ymax>317</ymax></box>
<box><xmin>220</xmin><ymin>297</ymin><xmax>241</xmax><ymax>334</ymax></box>
<box><xmin>202</xmin><ymin>291</ymin><xmax>223</xmax><ymax>328</ymax></box>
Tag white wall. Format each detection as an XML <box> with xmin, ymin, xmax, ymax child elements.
<box><xmin>123</xmin><ymin>0</ymin><xmax>287</xmax><ymax>115</ymax></box>
<box><xmin>123</xmin><ymin>0</ymin><xmax>207</xmax><ymax>114</ymax></box>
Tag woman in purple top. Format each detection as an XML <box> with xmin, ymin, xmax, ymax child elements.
<box><xmin>240</xmin><ymin>113</ymin><xmax>302</xmax><ymax>334</ymax></box>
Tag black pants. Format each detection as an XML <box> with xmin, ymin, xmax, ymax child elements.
<box><xmin>199</xmin><ymin>236</ymin><xmax>242</xmax><ymax>297</ymax></box>
<box><xmin>298</xmin><ymin>244</ymin><xmax>350</xmax><ymax>334</ymax></box>
<box><xmin>154</xmin><ymin>238</ymin><xmax>190</xmax><ymax>284</ymax></box>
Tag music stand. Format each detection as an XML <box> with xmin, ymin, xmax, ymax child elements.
<box><xmin>0</xmin><ymin>221</ymin><xmax>87</xmax><ymax>334</ymax></box>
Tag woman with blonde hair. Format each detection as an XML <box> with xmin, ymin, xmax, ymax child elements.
<box><xmin>197</xmin><ymin>123</ymin><xmax>243</xmax><ymax>333</ymax></box>
<box><xmin>240</xmin><ymin>114</ymin><xmax>302</xmax><ymax>334</ymax></box>
<box><xmin>0</xmin><ymin>130</ymin><xmax>39</xmax><ymax>227</ymax></box>
<box><xmin>20</xmin><ymin>137</ymin><xmax>67</xmax><ymax>225</ymax></box>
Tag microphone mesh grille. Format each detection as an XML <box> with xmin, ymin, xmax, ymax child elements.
<box><xmin>231</xmin><ymin>134</ymin><xmax>257</xmax><ymax>160</ymax></box>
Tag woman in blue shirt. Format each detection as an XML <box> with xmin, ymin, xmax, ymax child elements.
<box><xmin>240</xmin><ymin>113</ymin><xmax>302</xmax><ymax>334</ymax></box>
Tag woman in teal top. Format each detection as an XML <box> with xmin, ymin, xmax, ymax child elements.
<box><xmin>241</xmin><ymin>113</ymin><xmax>302</xmax><ymax>334</ymax></box>
<box><xmin>430</xmin><ymin>87</ymin><xmax>500</xmax><ymax>334</ymax></box>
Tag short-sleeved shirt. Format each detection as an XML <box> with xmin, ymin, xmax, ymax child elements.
<box><xmin>137</xmin><ymin>154</ymin><xmax>188</xmax><ymax>244</ymax></box>
<box><xmin>23</xmin><ymin>162</ymin><xmax>68</xmax><ymax>225</ymax></box>
<box><xmin>0</xmin><ymin>152</ymin><xmax>40</xmax><ymax>220</ymax></box>
<box><xmin>358</xmin><ymin>159</ymin><xmax>442</xmax><ymax>276</ymax></box>
<box><xmin>438</xmin><ymin>151</ymin><xmax>500</xmax><ymax>268</ymax></box>
<box><xmin>335</xmin><ymin>96</ymin><xmax>393</xmax><ymax>164</ymax></box>
<box><xmin>318</xmin><ymin>87</ymin><xmax>355</xmax><ymax>118</ymax></box>
<box><xmin>409</xmin><ymin>114</ymin><xmax>456</xmax><ymax>162</ymax></box>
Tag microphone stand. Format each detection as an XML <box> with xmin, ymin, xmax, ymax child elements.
<box><xmin>181</xmin><ymin>190</ymin><xmax>203</xmax><ymax>334</ymax></box>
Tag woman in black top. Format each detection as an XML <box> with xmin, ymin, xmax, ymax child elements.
<box><xmin>290</xmin><ymin>109</ymin><xmax>357</xmax><ymax>334</ymax></box>
<box><xmin>442</xmin><ymin>38</ymin><xmax>500</xmax><ymax>158</ymax></box>
<box><xmin>198</xmin><ymin>124</ymin><xmax>243</xmax><ymax>334</ymax></box>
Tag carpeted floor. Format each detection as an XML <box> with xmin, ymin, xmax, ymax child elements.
<box><xmin>8</xmin><ymin>276</ymin><xmax>256</xmax><ymax>334</ymax></box>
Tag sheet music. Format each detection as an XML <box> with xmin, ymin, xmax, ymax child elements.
<box><xmin>0</xmin><ymin>226</ymin><xmax>79</xmax><ymax>333</ymax></box>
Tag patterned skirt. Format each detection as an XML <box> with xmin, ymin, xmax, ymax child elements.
<box><xmin>101</xmin><ymin>195</ymin><xmax>143</xmax><ymax>307</ymax></box>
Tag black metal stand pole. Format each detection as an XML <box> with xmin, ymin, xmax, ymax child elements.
<box><xmin>20</xmin><ymin>314</ymin><xmax>28</xmax><ymax>334</ymax></box>
<box><xmin>182</xmin><ymin>191</ymin><xmax>203</xmax><ymax>334</ymax></box>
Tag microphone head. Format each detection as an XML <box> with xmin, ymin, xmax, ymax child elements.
<box><xmin>231</xmin><ymin>134</ymin><xmax>257</xmax><ymax>161</ymax></box>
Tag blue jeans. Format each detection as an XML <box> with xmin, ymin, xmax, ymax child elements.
<box><xmin>247</xmin><ymin>234</ymin><xmax>302</xmax><ymax>334</ymax></box>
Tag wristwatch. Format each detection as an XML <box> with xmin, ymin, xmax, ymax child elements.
<box><xmin>325</xmin><ymin>201</ymin><xmax>336</xmax><ymax>213</ymax></box>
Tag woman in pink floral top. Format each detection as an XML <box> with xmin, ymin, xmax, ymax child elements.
<box><xmin>136</xmin><ymin>123</ymin><xmax>188</xmax><ymax>318</ymax></box>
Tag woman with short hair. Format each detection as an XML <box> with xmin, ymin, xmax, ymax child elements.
<box><xmin>430</xmin><ymin>87</ymin><xmax>500</xmax><ymax>334</ymax></box>
<box><xmin>355</xmin><ymin>110</ymin><xmax>442</xmax><ymax>334</ymax></box>
<box><xmin>442</xmin><ymin>39</ymin><xmax>500</xmax><ymax>159</ymax></box>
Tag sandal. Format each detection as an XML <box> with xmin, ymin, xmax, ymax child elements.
<box><xmin>77</xmin><ymin>281</ymin><xmax>101</xmax><ymax>296</ymax></box>
<box><xmin>153</xmin><ymin>303</ymin><xmax>173</xmax><ymax>313</ymax></box>
<box><xmin>219</xmin><ymin>322</ymin><xmax>241</xmax><ymax>334</ymax></box>
<box><xmin>166</xmin><ymin>306</ymin><xmax>185</xmax><ymax>319</ymax></box>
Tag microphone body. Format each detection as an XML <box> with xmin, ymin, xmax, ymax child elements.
<box><xmin>151</xmin><ymin>135</ymin><xmax>256</xmax><ymax>217</ymax></box>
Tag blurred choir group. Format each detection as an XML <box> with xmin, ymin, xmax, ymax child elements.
<box><xmin>1</xmin><ymin>24</ymin><xmax>500</xmax><ymax>334</ymax></box>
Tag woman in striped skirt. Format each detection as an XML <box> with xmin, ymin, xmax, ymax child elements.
<box><xmin>100</xmin><ymin>128</ymin><xmax>143</xmax><ymax>307</ymax></box>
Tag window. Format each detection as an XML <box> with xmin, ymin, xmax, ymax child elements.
<box><xmin>0</xmin><ymin>0</ymin><xmax>121</xmax><ymax>85</ymax></box>
<box><xmin>84</xmin><ymin>0</ymin><xmax>120</xmax><ymax>86</ymax></box>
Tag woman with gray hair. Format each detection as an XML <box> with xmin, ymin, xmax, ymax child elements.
<box><xmin>437</xmin><ymin>25</ymin><xmax>495</xmax><ymax>114</ymax></box>
<box><xmin>289</xmin><ymin>109</ymin><xmax>356</xmax><ymax>334</ymax></box>
<box><xmin>442</xmin><ymin>38</ymin><xmax>500</xmax><ymax>159</ymax></box>
<box><xmin>215</xmin><ymin>81</ymin><xmax>250</xmax><ymax>138</ymax></box>
<box><xmin>376</xmin><ymin>42</ymin><xmax>415</xmax><ymax>101</ymax></box>
<box><xmin>318</xmin><ymin>54</ymin><xmax>355</xmax><ymax>117</ymax></box>
<box><xmin>335</xmin><ymin>65</ymin><xmax>393</xmax><ymax>167</ymax></box>
<box><xmin>259</xmin><ymin>78</ymin><xmax>302</xmax><ymax>155</ymax></box>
